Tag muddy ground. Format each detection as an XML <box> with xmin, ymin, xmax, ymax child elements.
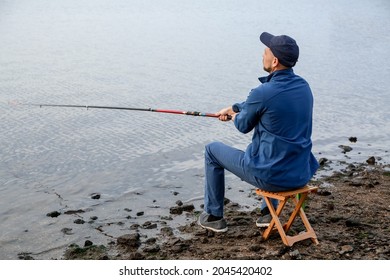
<box><xmin>62</xmin><ymin>157</ymin><xmax>390</xmax><ymax>260</ymax></box>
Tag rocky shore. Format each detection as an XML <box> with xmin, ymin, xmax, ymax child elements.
<box><xmin>61</xmin><ymin>155</ymin><xmax>390</xmax><ymax>260</ymax></box>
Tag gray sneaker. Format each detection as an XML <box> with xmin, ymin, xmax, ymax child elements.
<box><xmin>198</xmin><ymin>212</ymin><xmax>228</xmax><ymax>233</ymax></box>
<box><xmin>256</xmin><ymin>208</ymin><xmax>272</xmax><ymax>228</ymax></box>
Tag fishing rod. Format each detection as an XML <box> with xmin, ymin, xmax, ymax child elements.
<box><xmin>25</xmin><ymin>103</ymin><xmax>231</xmax><ymax>119</ymax></box>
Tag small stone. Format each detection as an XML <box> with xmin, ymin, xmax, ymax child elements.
<box><xmin>176</xmin><ymin>200</ymin><xmax>183</xmax><ymax>206</ymax></box>
<box><xmin>170</xmin><ymin>206</ymin><xmax>183</xmax><ymax>215</ymax></box>
<box><xmin>366</xmin><ymin>156</ymin><xmax>376</xmax><ymax>165</ymax></box>
<box><xmin>130</xmin><ymin>224</ymin><xmax>140</xmax><ymax>230</ymax></box>
<box><xmin>339</xmin><ymin>145</ymin><xmax>353</xmax><ymax>153</ymax></box>
<box><xmin>117</xmin><ymin>233</ymin><xmax>140</xmax><ymax>248</ymax></box>
<box><xmin>61</xmin><ymin>228</ymin><xmax>73</xmax><ymax>235</ymax></box>
<box><xmin>142</xmin><ymin>221</ymin><xmax>157</xmax><ymax>229</ymax></box>
<box><xmin>160</xmin><ymin>227</ymin><xmax>174</xmax><ymax>236</ymax></box>
<box><xmin>143</xmin><ymin>245</ymin><xmax>160</xmax><ymax>253</ymax></box>
<box><xmin>46</xmin><ymin>211</ymin><xmax>61</xmax><ymax>218</ymax></box>
<box><xmin>181</xmin><ymin>204</ymin><xmax>195</xmax><ymax>212</ymax></box>
<box><xmin>84</xmin><ymin>240</ymin><xmax>93</xmax><ymax>247</ymax></box>
<box><xmin>340</xmin><ymin>245</ymin><xmax>354</xmax><ymax>254</ymax></box>
<box><xmin>145</xmin><ymin>238</ymin><xmax>156</xmax><ymax>244</ymax></box>
<box><xmin>74</xmin><ymin>219</ymin><xmax>85</xmax><ymax>224</ymax></box>
<box><xmin>349</xmin><ymin>137</ymin><xmax>357</xmax><ymax>143</ymax></box>
<box><xmin>319</xmin><ymin>158</ymin><xmax>328</xmax><ymax>166</ymax></box>
<box><xmin>289</xmin><ymin>249</ymin><xmax>302</xmax><ymax>260</ymax></box>
<box><xmin>91</xmin><ymin>193</ymin><xmax>101</xmax><ymax>199</ymax></box>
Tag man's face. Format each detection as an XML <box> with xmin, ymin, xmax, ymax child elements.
<box><xmin>262</xmin><ymin>47</ymin><xmax>276</xmax><ymax>73</ymax></box>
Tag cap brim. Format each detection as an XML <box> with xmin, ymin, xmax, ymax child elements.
<box><xmin>260</xmin><ymin>32</ymin><xmax>274</xmax><ymax>47</ymax></box>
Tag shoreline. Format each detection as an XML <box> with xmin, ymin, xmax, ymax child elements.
<box><xmin>58</xmin><ymin>156</ymin><xmax>390</xmax><ymax>260</ymax></box>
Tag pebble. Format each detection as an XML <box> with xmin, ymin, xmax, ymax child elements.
<box><xmin>339</xmin><ymin>245</ymin><xmax>354</xmax><ymax>254</ymax></box>
<box><xmin>339</xmin><ymin>145</ymin><xmax>353</xmax><ymax>153</ymax></box>
<box><xmin>136</xmin><ymin>211</ymin><xmax>144</xmax><ymax>216</ymax></box>
<box><xmin>74</xmin><ymin>219</ymin><xmax>85</xmax><ymax>224</ymax></box>
<box><xmin>366</xmin><ymin>156</ymin><xmax>376</xmax><ymax>165</ymax></box>
<box><xmin>90</xmin><ymin>193</ymin><xmax>101</xmax><ymax>199</ymax></box>
<box><xmin>117</xmin><ymin>233</ymin><xmax>140</xmax><ymax>248</ymax></box>
<box><xmin>349</xmin><ymin>137</ymin><xmax>357</xmax><ymax>143</ymax></box>
<box><xmin>46</xmin><ymin>211</ymin><xmax>61</xmax><ymax>218</ymax></box>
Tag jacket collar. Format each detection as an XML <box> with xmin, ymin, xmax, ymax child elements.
<box><xmin>258</xmin><ymin>68</ymin><xmax>294</xmax><ymax>84</ymax></box>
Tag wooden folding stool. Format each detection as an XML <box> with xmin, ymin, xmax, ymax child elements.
<box><xmin>255</xmin><ymin>185</ymin><xmax>319</xmax><ymax>246</ymax></box>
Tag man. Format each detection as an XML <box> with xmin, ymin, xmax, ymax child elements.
<box><xmin>198</xmin><ymin>32</ymin><xmax>319</xmax><ymax>232</ymax></box>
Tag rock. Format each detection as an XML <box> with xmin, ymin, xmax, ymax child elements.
<box><xmin>170</xmin><ymin>206</ymin><xmax>183</xmax><ymax>215</ymax></box>
<box><xmin>136</xmin><ymin>211</ymin><xmax>144</xmax><ymax>216</ymax></box>
<box><xmin>340</xmin><ymin>245</ymin><xmax>354</xmax><ymax>254</ymax></box>
<box><xmin>349</xmin><ymin>137</ymin><xmax>357</xmax><ymax>143</ymax></box>
<box><xmin>64</xmin><ymin>209</ymin><xmax>85</xmax><ymax>215</ymax></box>
<box><xmin>181</xmin><ymin>204</ymin><xmax>195</xmax><ymax>212</ymax></box>
<box><xmin>170</xmin><ymin>204</ymin><xmax>195</xmax><ymax>215</ymax></box>
<box><xmin>74</xmin><ymin>219</ymin><xmax>85</xmax><ymax>224</ymax></box>
<box><xmin>61</xmin><ymin>228</ymin><xmax>73</xmax><ymax>235</ymax></box>
<box><xmin>91</xmin><ymin>193</ymin><xmax>101</xmax><ymax>199</ymax></box>
<box><xmin>143</xmin><ymin>245</ymin><xmax>160</xmax><ymax>253</ymax></box>
<box><xmin>160</xmin><ymin>226</ymin><xmax>174</xmax><ymax>236</ymax></box>
<box><xmin>289</xmin><ymin>249</ymin><xmax>302</xmax><ymax>260</ymax></box>
<box><xmin>84</xmin><ymin>240</ymin><xmax>93</xmax><ymax>247</ymax></box>
<box><xmin>176</xmin><ymin>200</ymin><xmax>183</xmax><ymax>206</ymax></box>
<box><xmin>366</xmin><ymin>156</ymin><xmax>376</xmax><ymax>165</ymax></box>
<box><xmin>117</xmin><ymin>233</ymin><xmax>140</xmax><ymax>248</ymax></box>
<box><xmin>339</xmin><ymin>145</ymin><xmax>353</xmax><ymax>153</ymax></box>
<box><xmin>130</xmin><ymin>224</ymin><xmax>140</xmax><ymax>230</ymax></box>
<box><xmin>46</xmin><ymin>211</ymin><xmax>61</xmax><ymax>218</ymax></box>
<box><xmin>142</xmin><ymin>221</ymin><xmax>157</xmax><ymax>229</ymax></box>
<box><xmin>145</xmin><ymin>237</ymin><xmax>156</xmax><ymax>244</ymax></box>
<box><xmin>319</xmin><ymin>158</ymin><xmax>328</xmax><ymax>166</ymax></box>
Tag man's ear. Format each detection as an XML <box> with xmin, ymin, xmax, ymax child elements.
<box><xmin>272</xmin><ymin>57</ymin><xmax>279</xmax><ymax>67</ymax></box>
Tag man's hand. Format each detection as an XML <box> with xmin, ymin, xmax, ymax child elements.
<box><xmin>216</xmin><ymin>106</ymin><xmax>237</xmax><ymax>121</ymax></box>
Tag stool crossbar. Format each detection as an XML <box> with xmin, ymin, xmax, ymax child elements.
<box><xmin>255</xmin><ymin>185</ymin><xmax>319</xmax><ymax>246</ymax></box>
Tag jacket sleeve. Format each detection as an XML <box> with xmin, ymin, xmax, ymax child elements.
<box><xmin>233</xmin><ymin>87</ymin><xmax>264</xmax><ymax>134</ymax></box>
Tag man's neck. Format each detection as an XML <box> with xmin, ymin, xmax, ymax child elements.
<box><xmin>270</xmin><ymin>64</ymin><xmax>289</xmax><ymax>73</ymax></box>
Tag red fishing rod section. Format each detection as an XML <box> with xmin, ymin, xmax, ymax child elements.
<box><xmin>22</xmin><ymin>103</ymin><xmax>224</xmax><ymax>118</ymax></box>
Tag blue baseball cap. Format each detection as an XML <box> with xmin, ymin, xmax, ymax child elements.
<box><xmin>260</xmin><ymin>32</ymin><xmax>299</xmax><ymax>67</ymax></box>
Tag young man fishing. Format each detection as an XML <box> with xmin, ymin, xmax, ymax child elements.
<box><xmin>198</xmin><ymin>32</ymin><xmax>319</xmax><ymax>232</ymax></box>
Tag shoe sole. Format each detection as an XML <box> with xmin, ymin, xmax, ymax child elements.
<box><xmin>198</xmin><ymin>220</ymin><xmax>228</xmax><ymax>233</ymax></box>
<box><xmin>256</xmin><ymin>222</ymin><xmax>270</xmax><ymax>228</ymax></box>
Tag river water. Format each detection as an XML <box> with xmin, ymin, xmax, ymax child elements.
<box><xmin>0</xmin><ymin>0</ymin><xmax>389</xmax><ymax>259</ymax></box>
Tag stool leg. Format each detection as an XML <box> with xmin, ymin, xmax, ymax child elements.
<box><xmin>285</xmin><ymin>194</ymin><xmax>319</xmax><ymax>246</ymax></box>
<box><xmin>298</xmin><ymin>205</ymin><xmax>319</xmax><ymax>245</ymax></box>
<box><xmin>283</xmin><ymin>193</ymin><xmax>308</xmax><ymax>233</ymax></box>
<box><xmin>262</xmin><ymin>197</ymin><xmax>290</xmax><ymax>246</ymax></box>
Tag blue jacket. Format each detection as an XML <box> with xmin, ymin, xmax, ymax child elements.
<box><xmin>232</xmin><ymin>69</ymin><xmax>319</xmax><ymax>188</ymax></box>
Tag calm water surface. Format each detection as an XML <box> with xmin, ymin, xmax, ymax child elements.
<box><xmin>0</xmin><ymin>0</ymin><xmax>389</xmax><ymax>259</ymax></box>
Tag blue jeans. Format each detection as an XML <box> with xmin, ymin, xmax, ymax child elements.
<box><xmin>204</xmin><ymin>141</ymin><xmax>293</xmax><ymax>217</ymax></box>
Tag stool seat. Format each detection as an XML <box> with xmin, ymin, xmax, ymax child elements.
<box><xmin>255</xmin><ymin>185</ymin><xmax>319</xmax><ymax>246</ymax></box>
